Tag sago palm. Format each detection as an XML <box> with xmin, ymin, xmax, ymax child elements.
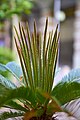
<box><xmin>0</xmin><ymin>18</ymin><xmax>80</xmax><ymax>120</ymax></box>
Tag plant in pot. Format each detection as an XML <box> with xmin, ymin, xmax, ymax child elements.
<box><xmin>0</xmin><ymin>18</ymin><xmax>80</xmax><ymax>120</ymax></box>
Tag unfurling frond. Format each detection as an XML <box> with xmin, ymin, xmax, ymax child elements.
<box><xmin>14</xmin><ymin>19</ymin><xmax>59</xmax><ymax>93</ymax></box>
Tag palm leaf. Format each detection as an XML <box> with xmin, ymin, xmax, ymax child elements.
<box><xmin>42</xmin><ymin>18</ymin><xmax>48</xmax><ymax>90</ymax></box>
<box><xmin>6</xmin><ymin>61</ymin><xmax>23</xmax><ymax>78</ymax></box>
<box><xmin>0</xmin><ymin>111</ymin><xmax>24</xmax><ymax>120</ymax></box>
<box><xmin>15</xmin><ymin>22</ymin><xmax>36</xmax><ymax>89</ymax></box>
<box><xmin>0</xmin><ymin>74</ymin><xmax>16</xmax><ymax>89</ymax></box>
<box><xmin>0</xmin><ymin>86</ymin><xmax>36</xmax><ymax>108</ymax></box>
<box><xmin>52</xmin><ymin>82</ymin><xmax>80</xmax><ymax>105</ymax></box>
<box><xmin>52</xmin><ymin>68</ymin><xmax>80</xmax><ymax>105</ymax></box>
<box><xmin>33</xmin><ymin>20</ymin><xmax>39</xmax><ymax>88</ymax></box>
<box><xmin>0</xmin><ymin>84</ymin><xmax>9</xmax><ymax>97</ymax></box>
<box><xmin>19</xmin><ymin>23</ymin><xmax>33</xmax><ymax>88</ymax></box>
<box><xmin>4</xmin><ymin>100</ymin><xmax>27</xmax><ymax>112</ymax></box>
<box><xmin>0</xmin><ymin>62</ymin><xmax>22</xmax><ymax>82</ymax></box>
<box><xmin>52</xmin><ymin>68</ymin><xmax>80</xmax><ymax>119</ymax></box>
<box><xmin>46</xmin><ymin>25</ymin><xmax>59</xmax><ymax>93</ymax></box>
<box><xmin>14</xmin><ymin>36</ymin><xmax>28</xmax><ymax>86</ymax></box>
<box><xmin>14</xmin><ymin>19</ymin><xmax>59</xmax><ymax>93</ymax></box>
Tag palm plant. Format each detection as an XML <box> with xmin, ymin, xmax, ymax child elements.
<box><xmin>0</xmin><ymin>18</ymin><xmax>80</xmax><ymax>120</ymax></box>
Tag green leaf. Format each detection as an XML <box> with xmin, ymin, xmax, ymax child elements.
<box><xmin>4</xmin><ymin>100</ymin><xmax>27</xmax><ymax>112</ymax></box>
<box><xmin>14</xmin><ymin>36</ymin><xmax>28</xmax><ymax>86</ymax></box>
<box><xmin>0</xmin><ymin>111</ymin><xmax>24</xmax><ymax>120</ymax></box>
<box><xmin>46</xmin><ymin>25</ymin><xmax>59</xmax><ymax>93</ymax></box>
<box><xmin>52</xmin><ymin>68</ymin><xmax>80</xmax><ymax>105</ymax></box>
<box><xmin>6</xmin><ymin>61</ymin><xmax>22</xmax><ymax>78</ymax></box>
<box><xmin>0</xmin><ymin>74</ymin><xmax>16</xmax><ymax>89</ymax></box>
<box><xmin>0</xmin><ymin>86</ymin><xmax>36</xmax><ymax>108</ymax></box>
<box><xmin>36</xmin><ymin>89</ymin><xmax>46</xmax><ymax>105</ymax></box>
<box><xmin>0</xmin><ymin>62</ymin><xmax>22</xmax><ymax>81</ymax></box>
<box><xmin>52</xmin><ymin>82</ymin><xmax>80</xmax><ymax>105</ymax></box>
<box><xmin>14</xmin><ymin>19</ymin><xmax>59</xmax><ymax>93</ymax></box>
<box><xmin>0</xmin><ymin>84</ymin><xmax>9</xmax><ymax>97</ymax></box>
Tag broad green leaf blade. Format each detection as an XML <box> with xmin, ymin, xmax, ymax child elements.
<box><xmin>0</xmin><ymin>86</ymin><xmax>36</xmax><ymax>108</ymax></box>
<box><xmin>0</xmin><ymin>111</ymin><xmax>24</xmax><ymax>120</ymax></box>
<box><xmin>0</xmin><ymin>74</ymin><xmax>16</xmax><ymax>89</ymax></box>
<box><xmin>52</xmin><ymin>82</ymin><xmax>80</xmax><ymax>105</ymax></box>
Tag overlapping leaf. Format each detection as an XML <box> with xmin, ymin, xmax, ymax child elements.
<box><xmin>52</xmin><ymin>68</ymin><xmax>80</xmax><ymax>105</ymax></box>
<box><xmin>0</xmin><ymin>62</ymin><xmax>22</xmax><ymax>81</ymax></box>
<box><xmin>0</xmin><ymin>111</ymin><xmax>24</xmax><ymax>120</ymax></box>
<box><xmin>0</xmin><ymin>86</ymin><xmax>36</xmax><ymax>108</ymax></box>
<box><xmin>0</xmin><ymin>74</ymin><xmax>16</xmax><ymax>89</ymax></box>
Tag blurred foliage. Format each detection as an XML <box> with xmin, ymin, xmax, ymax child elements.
<box><xmin>0</xmin><ymin>0</ymin><xmax>33</xmax><ymax>21</ymax></box>
<box><xmin>0</xmin><ymin>47</ymin><xmax>14</xmax><ymax>77</ymax></box>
